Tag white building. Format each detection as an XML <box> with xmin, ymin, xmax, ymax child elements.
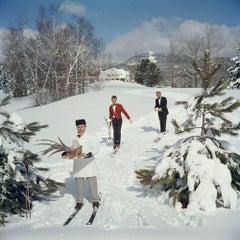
<box><xmin>100</xmin><ymin>68</ymin><xmax>131</xmax><ymax>82</ymax></box>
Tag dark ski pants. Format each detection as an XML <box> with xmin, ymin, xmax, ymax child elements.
<box><xmin>158</xmin><ymin>113</ymin><xmax>167</xmax><ymax>133</ymax></box>
<box><xmin>112</xmin><ymin>118</ymin><xmax>122</xmax><ymax>145</ymax></box>
<box><xmin>75</xmin><ymin>177</ymin><xmax>100</xmax><ymax>203</ymax></box>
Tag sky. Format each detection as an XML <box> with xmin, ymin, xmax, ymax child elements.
<box><xmin>0</xmin><ymin>0</ymin><xmax>240</xmax><ymax>61</ymax></box>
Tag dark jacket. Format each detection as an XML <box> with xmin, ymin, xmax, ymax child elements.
<box><xmin>155</xmin><ymin>97</ymin><xmax>169</xmax><ymax>115</ymax></box>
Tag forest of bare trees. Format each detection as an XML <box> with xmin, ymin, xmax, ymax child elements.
<box><xmin>0</xmin><ymin>5</ymin><xmax>105</xmax><ymax>105</ymax></box>
<box><xmin>165</xmin><ymin>23</ymin><xmax>228</xmax><ymax>88</ymax></box>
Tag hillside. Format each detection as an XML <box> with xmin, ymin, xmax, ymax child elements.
<box><xmin>110</xmin><ymin>52</ymin><xmax>232</xmax><ymax>88</ymax></box>
<box><xmin>1</xmin><ymin>81</ymin><xmax>240</xmax><ymax>240</ymax></box>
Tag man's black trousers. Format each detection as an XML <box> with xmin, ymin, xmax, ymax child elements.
<box><xmin>158</xmin><ymin>113</ymin><xmax>167</xmax><ymax>133</ymax></box>
<box><xmin>112</xmin><ymin>118</ymin><xmax>122</xmax><ymax>145</ymax></box>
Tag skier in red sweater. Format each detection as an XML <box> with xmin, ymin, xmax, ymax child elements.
<box><xmin>109</xmin><ymin>95</ymin><xmax>132</xmax><ymax>149</ymax></box>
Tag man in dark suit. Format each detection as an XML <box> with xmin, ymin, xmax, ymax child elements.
<box><xmin>154</xmin><ymin>91</ymin><xmax>169</xmax><ymax>133</ymax></box>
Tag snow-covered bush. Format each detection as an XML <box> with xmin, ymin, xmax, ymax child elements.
<box><xmin>136</xmin><ymin>50</ymin><xmax>240</xmax><ymax>212</ymax></box>
<box><xmin>0</xmin><ymin>96</ymin><xmax>64</xmax><ymax>226</ymax></box>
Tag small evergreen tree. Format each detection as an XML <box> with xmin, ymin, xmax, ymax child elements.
<box><xmin>0</xmin><ymin>96</ymin><xmax>64</xmax><ymax>226</ymax></box>
<box><xmin>0</xmin><ymin>65</ymin><xmax>13</xmax><ymax>94</ymax></box>
<box><xmin>136</xmin><ymin>50</ymin><xmax>240</xmax><ymax>212</ymax></box>
<box><xmin>134</xmin><ymin>59</ymin><xmax>162</xmax><ymax>87</ymax></box>
<box><xmin>228</xmin><ymin>56</ymin><xmax>240</xmax><ymax>89</ymax></box>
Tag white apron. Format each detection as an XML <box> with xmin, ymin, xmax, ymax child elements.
<box><xmin>71</xmin><ymin>133</ymin><xmax>98</xmax><ymax>178</ymax></box>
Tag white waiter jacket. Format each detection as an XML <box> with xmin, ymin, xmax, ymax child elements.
<box><xmin>71</xmin><ymin>133</ymin><xmax>98</xmax><ymax>178</ymax></box>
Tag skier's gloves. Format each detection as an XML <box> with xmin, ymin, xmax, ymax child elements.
<box><xmin>86</xmin><ymin>152</ymin><xmax>93</xmax><ymax>158</ymax></box>
<box><xmin>129</xmin><ymin>119</ymin><xmax>133</xmax><ymax>124</ymax></box>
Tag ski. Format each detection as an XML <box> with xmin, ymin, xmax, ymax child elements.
<box><xmin>86</xmin><ymin>207</ymin><xmax>99</xmax><ymax>225</ymax></box>
<box><xmin>153</xmin><ymin>137</ymin><xmax>161</xmax><ymax>142</ymax></box>
<box><xmin>63</xmin><ymin>208</ymin><xmax>82</xmax><ymax>226</ymax></box>
<box><xmin>153</xmin><ymin>131</ymin><xmax>168</xmax><ymax>142</ymax></box>
<box><xmin>110</xmin><ymin>149</ymin><xmax>118</xmax><ymax>157</ymax></box>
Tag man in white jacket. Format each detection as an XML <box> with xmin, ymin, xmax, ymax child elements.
<box><xmin>63</xmin><ymin>119</ymin><xmax>100</xmax><ymax>210</ymax></box>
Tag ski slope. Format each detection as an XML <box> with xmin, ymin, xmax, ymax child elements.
<box><xmin>1</xmin><ymin>81</ymin><xmax>240</xmax><ymax>240</ymax></box>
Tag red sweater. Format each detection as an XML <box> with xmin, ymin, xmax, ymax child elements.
<box><xmin>109</xmin><ymin>103</ymin><xmax>130</xmax><ymax>120</ymax></box>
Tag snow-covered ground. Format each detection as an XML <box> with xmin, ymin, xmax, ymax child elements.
<box><xmin>1</xmin><ymin>81</ymin><xmax>240</xmax><ymax>240</ymax></box>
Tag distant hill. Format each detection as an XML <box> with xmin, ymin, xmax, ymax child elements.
<box><xmin>108</xmin><ymin>52</ymin><xmax>232</xmax><ymax>88</ymax></box>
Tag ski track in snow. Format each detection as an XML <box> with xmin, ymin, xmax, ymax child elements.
<box><xmin>4</xmin><ymin>105</ymin><xmax>201</xmax><ymax>231</ymax></box>
<box><xmin>2</xmin><ymin>83</ymin><xmax>240</xmax><ymax>238</ymax></box>
<box><xmin>94</xmin><ymin>110</ymin><xmax>203</xmax><ymax>229</ymax></box>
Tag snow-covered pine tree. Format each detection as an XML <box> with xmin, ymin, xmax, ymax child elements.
<box><xmin>228</xmin><ymin>56</ymin><xmax>240</xmax><ymax>89</ymax></box>
<box><xmin>228</xmin><ymin>36</ymin><xmax>240</xmax><ymax>89</ymax></box>
<box><xmin>0</xmin><ymin>65</ymin><xmax>13</xmax><ymax>94</ymax></box>
<box><xmin>0</xmin><ymin>96</ymin><xmax>64</xmax><ymax>226</ymax></box>
<box><xmin>134</xmin><ymin>59</ymin><xmax>162</xmax><ymax>87</ymax></box>
<box><xmin>135</xmin><ymin>50</ymin><xmax>240</xmax><ymax>213</ymax></box>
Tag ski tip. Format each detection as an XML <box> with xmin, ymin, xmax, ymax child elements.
<box><xmin>110</xmin><ymin>149</ymin><xmax>119</xmax><ymax>157</ymax></box>
<box><xmin>63</xmin><ymin>221</ymin><xmax>70</xmax><ymax>227</ymax></box>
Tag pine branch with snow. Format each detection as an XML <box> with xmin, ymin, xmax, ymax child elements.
<box><xmin>0</xmin><ymin>97</ymin><xmax>64</xmax><ymax>226</ymax></box>
<box><xmin>135</xmin><ymin>169</ymin><xmax>155</xmax><ymax>187</ymax></box>
<box><xmin>172</xmin><ymin>78</ymin><xmax>240</xmax><ymax>138</ymax></box>
<box><xmin>0</xmin><ymin>97</ymin><xmax>48</xmax><ymax>146</ymax></box>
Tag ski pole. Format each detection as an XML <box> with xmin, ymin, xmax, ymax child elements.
<box><xmin>25</xmin><ymin>163</ymin><xmax>31</xmax><ymax>219</ymax></box>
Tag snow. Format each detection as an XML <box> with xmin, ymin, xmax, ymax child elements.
<box><xmin>148</xmin><ymin>51</ymin><xmax>157</xmax><ymax>63</ymax></box>
<box><xmin>185</xmin><ymin>140</ymin><xmax>237</xmax><ymax>211</ymax></box>
<box><xmin>1</xmin><ymin>81</ymin><xmax>240</xmax><ymax>239</ymax></box>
